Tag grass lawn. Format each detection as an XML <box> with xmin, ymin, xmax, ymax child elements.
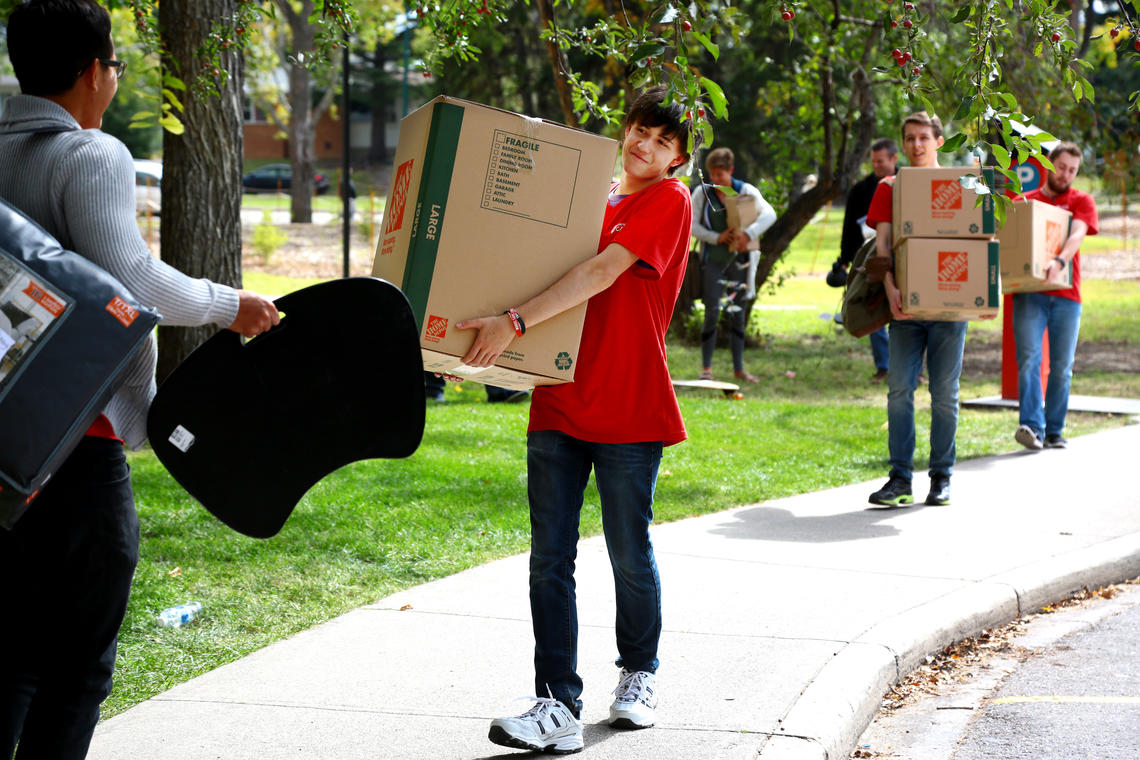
<box><xmin>107</xmin><ymin>194</ymin><xmax>1140</xmax><ymax>720</ymax></box>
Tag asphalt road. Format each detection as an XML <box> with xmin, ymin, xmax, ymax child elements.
<box><xmin>857</xmin><ymin>583</ymin><xmax>1140</xmax><ymax>760</ymax></box>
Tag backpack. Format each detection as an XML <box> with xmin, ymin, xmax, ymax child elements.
<box><xmin>840</xmin><ymin>237</ymin><xmax>891</xmax><ymax>338</ymax></box>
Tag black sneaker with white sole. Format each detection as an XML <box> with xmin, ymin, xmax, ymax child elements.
<box><xmin>1044</xmin><ymin>434</ymin><xmax>1068</xmax><ymax>449</ymax></box>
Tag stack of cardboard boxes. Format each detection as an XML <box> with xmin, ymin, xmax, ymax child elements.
<box><xmin>890</xmin><ymin>167</ymin><xmax>1001</xmax><ymax>320</ymax></box>
<box><xmin>371</xmin><ymin>96</ymin><xmax>619</xmax><ymax>390</ymax></box>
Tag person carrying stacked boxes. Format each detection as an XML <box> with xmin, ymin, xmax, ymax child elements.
<box><xmin>863</xmin><ymin>112</ymin><xmax>999</xmax><ymax>508</ymax></box>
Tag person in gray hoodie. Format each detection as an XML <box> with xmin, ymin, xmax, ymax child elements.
<box><xmin>0</xmin><ymin>3</ymin><xmax>278</xmax><ymax>757</ymax></box>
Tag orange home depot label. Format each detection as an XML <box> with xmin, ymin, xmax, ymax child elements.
<box><xmin>379</xmin><ymin>235</ymin><xmax>396</xmax><ymax>258</ymax></box>
<box><xmin>384</xmin><ymin>159</ymin><xmax>415</xmax><ymax>236</ymax></box>
<box><xmin>424</xmin><ymin>314</ymin><xmax>448</xmax><ymax>343</ymax></box>
<box><xmin>21</xmin><ymin>281</ymin><xmax>66</xmax><ymax>317</ymax></box>
<box><xmin>938</xmin><ymin>250</ymin><xmax>969</xmax><ymax>291</ymax></box>
<box><xmin>930</xmin><ymin>179</ymin><xmax>962</xmax><ymax>218</ymax></box>
<box><xmin>1045</xmin><ymin>220</ymin><xmax>1065</xmax><ymax>257</ymax></box>
<box><xmin>105</xmin><ymin>296</ymin><xmax>139</xmax><ymax>327</ymax></box>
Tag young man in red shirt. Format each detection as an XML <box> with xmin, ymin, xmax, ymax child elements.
<box><xmin>455</xmin><ymin>87</ymin><xmax>696</xmax><ymax>754</ymax></box>
<box><xmin>864</xmin><ymin>112</ymin><xmax>969</xmax><ymax>508</ymax></box>
<box><xmin>1012</xmin><ymin>142</ymin><xmax>1099</xmax><ymax>450</ymax></box>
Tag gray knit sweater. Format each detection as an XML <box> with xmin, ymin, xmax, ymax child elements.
<box><xmin>0</xmin><ymin>95</ymin><xmax>240</xmax><ymax>448</ymax></box>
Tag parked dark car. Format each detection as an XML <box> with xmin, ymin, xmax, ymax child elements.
<box><xmin>242</xmin><ymin>163</ymin><xmax>331</xmax><ymax>195</ymax></box>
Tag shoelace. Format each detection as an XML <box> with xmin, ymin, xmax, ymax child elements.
<box><xmin>612</xmin><ymin>670</ymin><xmax>650</xmax><ymax>703</ymax></box>
<box><xmin>512</xmin><ymin>686</ymin><xmax>563</xmax><ymax>719</ymax></box>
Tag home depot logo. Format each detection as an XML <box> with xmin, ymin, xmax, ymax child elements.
<box><xmin>424</xmin><ymin>314</ymin><xmax>448</xmax><ymax>343</ymax></box>
<box><xmin>384</xmin><ymin>159</ymin><xmax>414</xmax><ymax>235</ymax></box>
<box><xmin>930</xmin><ymin>179</ymin><xmax>962</xmax><ymax>219</ymax></box>
<box><xmin>938</xmin><ymin>250</ymin><xmax>969</xmax><ymax>291</ymax></box>
<box><xmin>1045</xmin><ymin>220</ymin><xmax>1065</xmax><ymax>257</ymax></box>
<box><xmin>105</xmin><ymin>296</ymin><xmax>138</xmax><ymax>327</ymax></box>
<box><xmin>22</xmin><ymin>281</ymin><xmax>65</xmax><ymax>317</ymax></box>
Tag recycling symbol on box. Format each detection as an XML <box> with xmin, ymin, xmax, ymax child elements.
<box><xmin>555</xmin><ymin>351</ymin><xmax>573</xmax><ymax>371</ymax></box>
<box><xmin>974</xmin><ymin>296</ymin><xmax>985</xmax><ymax>307</ymax></box>
<box><xmin>969</xmin><ymin>223</ymin><xmax>979</xmax><ymax>233</ymax></box>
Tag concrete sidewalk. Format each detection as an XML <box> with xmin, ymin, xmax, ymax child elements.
<box><xmin>88</xmin><ymin>424</ymin><xmax>1140</xmax><ymax>760</ymax></box>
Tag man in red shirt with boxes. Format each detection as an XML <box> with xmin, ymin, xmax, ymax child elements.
<box><xmin>863</xmin><ymin>112</ymin><xmax>968</xmax><ymax>508</ymax></box>
<box><xmin>456</xmin><ymin>87</ymin><xmax>695</xmax><ymax>754</ymax></box>
<box><xmin>1012</xmin><ymin>142</ymin><xmax>1099</xmax><ymax>450</ymax></box>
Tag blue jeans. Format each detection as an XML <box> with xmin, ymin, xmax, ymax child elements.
<box><xmin>1013</xmin><ymin>293</ymin><xmax>1081</xmax><ymax>437</ymax></box>
<box><xmin>526</xmin><ymin>430</ymin><xmax>663</xmax><ymax>716</ymax></box>
<box><xmin>886</xmin><ymin>320</ymin><xmax>968</xmax><ymax>482</ymax></box>
<box><xmin>869</xmin><ymin>327</ymin><xmax>889</xmax><ymax>371</ymax></box>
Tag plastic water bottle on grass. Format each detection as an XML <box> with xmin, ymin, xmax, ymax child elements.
<box><xmin>158</xmin><ymin>602</ymin><xmax>202</xmax><ymax>628</ymax></box>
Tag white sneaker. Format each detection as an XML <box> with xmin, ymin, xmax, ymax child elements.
<box><xmin>609</xmin><ymin>669</ymin><xmax>658</xmax><ymax>729</ymax></box>
<box><xmin>488</xmin><ymin>695</ymin><xmax>583</xmax><ymax>754</ymax></box>
<box><xmin>1015</xmin><ymin>424</ymin><xmax>1044</xmax><ymax>451</ymax></box>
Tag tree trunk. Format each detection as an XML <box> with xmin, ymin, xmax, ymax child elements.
<box><xmin>367</xmin><ymin>37</ymin><xmax>389</xmax><ymax>164</ymax></box>
<box><xmin>282</xmin><ymin>0</ymin><xmax>317</xmax><ymax>224</ymax></box>
<box><xmin>156</xmin><ymin>0</ymin><xmax>244</xmax><ymax>384</ymax></box>
<box><xmin>535</xmin><ymin>0</ymin><xmax>576</xmax><ymax>126</ymax></box>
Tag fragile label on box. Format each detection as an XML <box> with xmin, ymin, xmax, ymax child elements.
<box><xmin>482</xmin><ymin>130</ymin><xmax>583</xmax><ymax>227</ymax></box>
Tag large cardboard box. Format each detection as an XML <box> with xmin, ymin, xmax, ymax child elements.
<box><xmin>372</xmin><ymin>96</ymin><xmax>618</xmax><ymax>389</ymax></box>
<box><xmin>893</xmin><ymin>167</ymin><xmax>997</xmax><ymax>244</ymax></box>
<box><xmin>996</xmin><ymin>199</ymin><xmax>1073</xmax><ymax>293</ymax></box>
<box><xmin>894</xmin><ymin>238</ymin><xmax>1000</xmax><ymax>320</ymax></box>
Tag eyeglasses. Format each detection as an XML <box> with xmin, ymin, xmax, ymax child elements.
<box><xmin>99</xmin><ymin>59</ymin><xmax>127</xmax><ymax>79</ymax></box>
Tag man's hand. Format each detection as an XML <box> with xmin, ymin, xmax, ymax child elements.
<box><xmin>1045</xmin><ymin>258</ymin><xmax>1066</xmax><ymax>285</ymax></box>
<box><xmin>716</xmin><ymin>228</ymin><xmax>736</xmax><ymax>245</ymax></box>
<box><xmin>227</xmin><ymin>290</ymin><xmax>281</xmax><ymax>338</ymax></box>
<box><xmin>733</xmin><ymin>231</ymin><xmax>750</xmax><ymax>252</ymax></box>
<box><xmin>884</xmin><ymin>275</ymin><xmax>913</xmax><ymax>320</ymax></box>
<box><xmin>455</xmin><ymin>313</ymin><xmax>517</xmax><ymax>367</ymax></box>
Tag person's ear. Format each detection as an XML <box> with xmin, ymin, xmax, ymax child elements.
<box><xmin>936</xmin><ymin>135</ymin><xmax>945</xmax><ymax>148</ymax></box>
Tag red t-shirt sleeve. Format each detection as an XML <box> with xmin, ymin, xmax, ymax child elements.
<box><xmin>608</xmin><ymin>182</ymin><xmax>690</xmax><ymax>278</ymax></box>
<box><xmin>1070</xmin><ymin>191</ymin><xmax>1099</xmax><ymax>236</ymax></box>
<box><xmin>864</xmin><ymin>177</ymin><xmax>894</xmax><ymax>230</ymax></box>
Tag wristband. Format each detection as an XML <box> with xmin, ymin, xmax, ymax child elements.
<box><xmin>1055</xmin><ymin>257</ymin><xmax>1067</xmax><ymax>270</ymax></box>
<box><xmin>504</xmin><ymin>308</ymin><xmax>525</xmax><ymax>336</ymax></box>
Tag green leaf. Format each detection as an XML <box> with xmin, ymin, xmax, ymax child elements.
<box><xmin>631</xmin><ymin>42</ymin><xmax>666</xmax><ymax>62</ymax></box>
<box><xmin>699</xmin><ymin>76</ymin><xmax>729</xmax><ymax>119</ymax></box>
<box><xmin>994</xmin><ymin>200</ymin><xmax>1006</xmax><ymax>229</ymax></box>
<box><xmin>951</xmin><ymin>6</ymin><xmax>970</xmax><ymax>22</ymax></box>
<box><xmin>691</xmin><ymin>30</ymin><xmax>719</xmax><ymax>60</ymax></box>
<box><xmin>158</xmin><ymin>113</ymin><xmax>185</xmax><ymax>135</ymax></box>
<box><xmin>940</xmin><ymin>133</ymin><xmax>968</xmax><ymax>153</ymax></box>
<box><xmin>953</xmin><ymin>96</ymin><xmax>975</xmax><ymax>122</ymax></box>
<box><xmin>698</xmin><ymin>120</ymin><xmax>714</xmax><ymax>150</ymax></box>
<box><xmin>161</xmin><ymin>88</ymin><xmax>185</xmax><ymax>114</ymax></box>
<box><xmin>162</xmin><ymin>74</ymin><xmax>186</xmax><ymax>91</ymax></box>
<box><xmin>991</xmin><ymin>144</ymin><xmax>1011</xmax><ymax>169</ymax></box>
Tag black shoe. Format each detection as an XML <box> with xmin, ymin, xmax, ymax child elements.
<box><xmin>871</xmin><ymin>369</ymin><xmax>888</xmax><ymax>383</ymax></box>
<box><xmin>869</xmin><ymin>476</ymin><xmax>914</xmax><ymax>507</ymax></box>
<box><xmin>1044</xmin><ymin>434</ymin><xmax>1068</xmax><ymax>449</ymax></box>
<box><xmin>925</xmin><ymin>475</ymin><xmax>951</xmax><ymax>506</ymax></box>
